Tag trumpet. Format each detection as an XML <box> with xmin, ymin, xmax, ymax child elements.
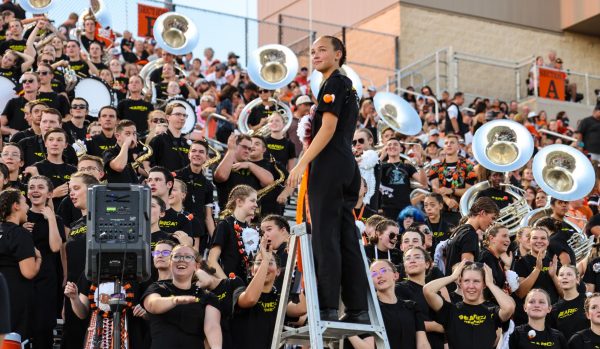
<box><xmin>131</xmin><ymin>141</ymin><xmax>153</xmax><ymax>170</ymax></box>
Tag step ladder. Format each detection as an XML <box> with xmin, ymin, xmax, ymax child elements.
<box><xmin>271</xmin><ymin>223</ymin><xmax>390</xmax><ymax>349</ymax></box>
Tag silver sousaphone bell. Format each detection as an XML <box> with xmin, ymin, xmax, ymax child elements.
<box><xmin>372</xmin><ymin>92</ymin><xmax>422</xmax><ymax>136</ymax></box>
<box><xmin>18</xmin><ymin>0</ymin><xmax>55</xmax><ymax>14</ymax></box>
<box><xmin>247</xmin><ymin>44</ymin><xmax>298</xmax><ymax>90</ymax></box>
<box><xmin>80</xmin><ymin>0</ymin><xmax>110</xmax><ymax>28</ymax></box>
<box><xmin>532</xmin><ymin>144</ymin><xmax>595</xmax><ymax>201</ymax></box>
<box><xmin>153</xmin><ymin>12</ymin><xmax>199</xmax><ymax>55</ymax></box>
<box><xmin>310</xmin><ymin>64</ymin><xmax>364</xmax><ymax>100</ymax></box>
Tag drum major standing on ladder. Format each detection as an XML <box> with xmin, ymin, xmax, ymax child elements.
<box><xmin>288</xmin><ymin>36</ymin><xmax>369</xmax><ymax>323</ymax></box>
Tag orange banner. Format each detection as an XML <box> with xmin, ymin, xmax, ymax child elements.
<box><xmin>538</xmin><ymin>67</ymin><xmax>566</xmax><ymax>101</ymax></box>
<box><xmin>138</xmin><ymin>4</ymin><xmax>168</xmax><ymax>38</ymax></box>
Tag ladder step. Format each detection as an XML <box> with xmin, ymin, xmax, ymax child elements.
<box><xmin>280</xmin><ymin>323</ymin><xmax>386</xmax><ymax>342</ymax></box>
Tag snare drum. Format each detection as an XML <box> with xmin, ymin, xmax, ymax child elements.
<box><xmin>166</xmin><ymin>98</ymin><xmax>197</xmax><ymax>134</ymax></box>
<box><xmin>0</xmin><ymin>76</ymin><xmax>17</xmax><ymax>113</ymax></box>
<box><xmin>74</xmin><ymin>76</ymin><xmax>115</xmax><ymax>117</ymax></box>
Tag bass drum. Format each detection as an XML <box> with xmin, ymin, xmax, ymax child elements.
<box><xmin>74</xmin><ymin>77</ymin><xmax>115</xmax><ymax>117</ymax></box>
<box><xmin>0</xmin><ymin>76</ymin><xmax>16</xmax><ymax>113</ymax></box>
<box><xmin>166</xmin><ymin>98</ymin><xmax>196</xmax><ymax>134</ymax></box>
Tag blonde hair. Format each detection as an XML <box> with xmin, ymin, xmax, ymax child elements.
<box><xmin>220</xmin><ymin>185</ymin><xmax>257</xmax><ymax>219</ymax></box>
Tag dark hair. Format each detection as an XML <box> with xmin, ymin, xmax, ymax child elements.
<box><xmin>0</xmin><ymin>188</ymin><xmax>22</xmax><ymax>221</ymax></box>
<box><xmin>453</xmin><ymin>92</ymin><xmax>464</xmax><ymax>99</ymax></box>
<box><xmin>468</xmin><ymin>197</ymin><xmax>500</xmax><ymax>217</ymax></box>
<box><xmin>320</xmin><ymin>35</ymin><xmax>346</xmax><ymax>66</ymax></box>
<box><xmin>220</xmin><ymin>84</ymin><xmax>237</xmax><ymax>100</ymax></box>
<box><xmin>28</xmin><ymin>175</ymin><xmax>54</xmax><ymax>192</ymax></box>
<box><xmin>98</xmin><ymin>106</ymin><xmax>118</xmax><ymax>118</ymax></box>
<box><xmin>425</xmin><ymin>193</ymin><xmax>444</xmax><ymax>205</ymax></box>
<box><xmin>149</xmin><ymin>166</ymin><xmax>174</xmax><ymax>188</ymax></box>
<box><xmin>251</xmin><ymin>135</ymin><xmax>267</xmax><ymax>150</ymax></box>
<box><xmin>152</xmin><ymin>195</ymin><xmax>166</xmax><ymax>212</ymax></box>
<box><xmin>261</xmin><ymin>214</ymin><xmax>290</xmax><ymax>233</ymax></box>
<box><xmin>67</xmin><ymin>39</ymin><xmax>80</xmax><ymax>48</ymax></box>
<box><xmin>404</xmin><ymin>246</ymin><xmax>433</xmax><ymax>268</ymax></box>
<box><xmin>198</xmin><ymin>259</ymin><xmax>217</xmax><ymax>275</ymax></box>
<box><xmin>43</xmin><ymin>127</ymin><xmax>68</xmax><ymax>142</ymax></box>
<box><xmin>236</xmin><ymin>134</ymin><xmax>252</xmax><ymax>145</ymax></box>
<box><xmin>0</xmin><ymin>163</ymin><xmax>8</xmax><ymax>181</ymax></box>
<box><xmin>536</xmin><ymin>217</ymin><xmax>560</xmax><ymax>234</ymax></box>
<box><xmin>475</xmin><ymin>101</ymin><xmax>487</xmax><ymax>115</ymax></box>
<box><xmin>71</xmin><ymin>97</ymin><xmax>89</xmax><ymax>109</ymax></box>
<box><xmin>370</xmin><ymin>219</ymin><xmax>399</xmax><ymax>244</ymax></box>
<box><xmin>191</xmin><ymin>140</ymin><xmax>208</xmax><ymax>152</ymax></box>
<box><xmin>402</xmin><ymin>229</ymin><xmax>425</xmax><ymax>246</ymax></box>
<box><xmin>3</xmin><ymin>143</ymin><xmax>23</xmax><ymax>161</ymax></box>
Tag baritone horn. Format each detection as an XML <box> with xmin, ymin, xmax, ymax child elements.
<box><xmin>153</xmin><ymin>12</ymin><xmax>199</xmax><ymax>55</ymax></box>
<box><xmin>460</xmin><ymin>120</ymin><xmax>534</xmax><ymax>235</ymax></box>
<box><xmin>237</xmin><ymin>97</ymin><xmax>293</xmax><ymax>136</ymax></box>
<box><xmin>18</xmin><ymin>0</ymin><xmax>55</xmax><ymax>14</ymax></box>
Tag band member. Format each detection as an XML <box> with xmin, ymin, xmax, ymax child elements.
<box><xmin>424</xmin><ymin>193</ymin><xmax>454</xmax><ymax>253</ymax></box>
<box><xmin>146</xmin><ymin>166</ymin><xmax>193</xmax><ymax>241</ymax></box>
<box><xmin>549</xmin><ymin>265</ymin><xmax>588</xmax><ymax>341</ymax></box>
<box><xmin>147</xmin><ymin>103</ymin><xmax>191</xmax><ymax>172</ymax></box>
<box><xmin>265</xmin><ymin>112</ymin><xmax>297</xmax><ymax>171</ymax></box>
<box><xmin>62</xmin><ymin>98</ymin><xmax>90</xmax><ymax>141</ymax></box>
<box><xmin>1</xmin><ymin>71</ymin><xmax>40</xmax><ymax>135</ymax></box>
<box><xmin>1</xmin><ymin>143</ymin><xmax>26</xmax><ymax>193</ymax></box>
<box><xmin>478</xmin><ymin>225</ymin><xmax>512</xmax><ymax>293</ymax></box>
<box><xmin>348</xmin><ymin>259</ymin><xmax>430</xmax><ymax>349</ymax></box>
<box><xmin>287</xmin><ymin>36</ymin><xmax>369</xmax><ymax>323</ymax></box>
<box><xmin>63</xmin><ymin>40</ymin><xmax>98</xmax><ymax>78</ymax></box>
<box><xmin>567</xmin><ymin>293</ymin><xmax>600</xmax><ymax>348</ymax></box>
<box><xmin>444</xmin><ymin>197</ymin><xmax>499</xmax><ymax>276</ymax></box>
<box><xmin>546</xmin><ymin>198</ymin><xmax>578</xmax><ymax>267</ymax></box>
<box><xmin>247</xmin><ymin>89</ymin><xmax>275</xmax><ymax>131</ymax></box>
<box><xmin>0</xmin><ymin>273</ymin><xmax>9</xmax><ymax>346</ymax></box>
<box><xmin>424</xmin><ymin>261</ymin><xmax>515</xmax><ymax>349</ymax></box>
<box><xmin>175</xmin><ymin>141</ymin><xmax>216</xmax><ymax>243</ymax></box>
<box><xmin>26</xmin><ymin>175</ymin><xmax>64</xmax><ymax>349</ymax></box>
<box><xmin>509</xmin><ymin>289</ymin><xmax>568</xmax><ymax>349</ymax></box>
<box><xmin>474</xmin><ymin>170</ymin><xmax>514</xmax><ymax>210</ymax></box>
<box><xmin>0</xmin><ymin>189</ymin><xmax>41</xmax><ymax>339</ymax></box>
<box><xmin>9</xmin><ymin>100</ymin><xmax>45</xmax><ymax>143</ymax></box>
<box><xmin>85</xmin><ymin>106</ymin><xmax>118</xmax><ymax>157</ymax></box>
<box><xmin>152</xmin><ymin>240</ymin><xmax>175</xmax><ymax>281</ymax></box>
<box><xmin>169</xmin><ymin>179</ymin><xmax>204</xmax><ymax>251</ymax></box>
<box><xmin>30</xmin><ymin>128</ymin><xmax>77</xmax><ymax>209</ymax></box>
<box><xmin>364</xmin><ymin>219</ymin><xmax>402</xmax><ymax>267</ymax></box>
<box><xmin>36</xmin><ymin>62</ymin><xmax>69</xmax><ymax>116</ymax></box>
<box><xmin>142</xmin><ymin>245</ymin><xmax>222</xmax><ymax>349</ymax></box>
<box><xmin>117</xmin><ymin>75</ymin><xmax>154</xmax><ymax>135</ymax></box>
<box><xmin>104</xmin><ymin>119</ymin><xmax>141</xmax><ymax>183</ymax></box>
<box><xmin>249</xmin><ymin>135</ymin><xmax>283</xmax><ymax>216</ymax></box>
<box><xmin>214</xmin><ymin>134</ymin><xmax>273</xmax><ymax>210</ymax></box>
<box><xmin>260</xmin><ymin>214</ymin><xmax>290</xmax><ymax>291</ymax></box>
<box><xmin>208</xmin><ymin>185</ymin><xmax>258</xmax><ymax>281</ymax></box>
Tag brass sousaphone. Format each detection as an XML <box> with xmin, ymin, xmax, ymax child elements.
<box><xmin>153</xmin><ymin>12</ymin><xmax>199</xmax><ymax>56</ymax></box>
<box><xmin>18</xmin><ymin>0</ymin><xmax>55</xmax><ymax>14</ymax></box>
<box><xmin>460</xmin><ymin>120</ymin><xmax>534</xmax><ymax>235</ymax></box>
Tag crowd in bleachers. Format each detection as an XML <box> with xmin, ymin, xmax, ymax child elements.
<box><xmin>2</xmin><ymin>2</ymin><xmax>600</xmax><ymax>349</ymax></box>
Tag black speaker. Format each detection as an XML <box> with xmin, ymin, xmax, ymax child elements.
<box><xmin>85</xmin><ymin>184</ymin><xmax>151</xmax><ymax>282</ymax></box>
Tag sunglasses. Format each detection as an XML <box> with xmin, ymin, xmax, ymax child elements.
<box><xmin>171</xmin><ymin>254</ymin><xmax>196</xmax><ymax>263</ymax></box>
<box><xmin>71</xmin><ymin>104</ymin><xmax>87</xmax><ymax>110</ymax></box>
<box><xmin>388</xmin><ymin>232</ymin><xmax>398</xmax><ymax>240</ymax></box>
<box><xmin>259</xmin><ymin>90</ymin><xmax>270</xmax><ymax>93</ymax></box>
<box><xmin>420</xmin><ymin>227</ymin><xmax>432</xmax><ymax>235</ymax></box>
<box><xmin>352</xmin><ymin>138</ymin><xmax>366</xmax><ymax>146</ymax></box>
<box><xmin>152</xmin><ymin>250</ymin><xmax>172</xmax><ymax>257</ymax></box>
<box><xmin>151</xmin><ymin>118</ymin><xmax>167</xmax><ymax>124</ymax></box>
<box><xmin>37</xmin><ymin>71</ymin><xmax>51</xmax><ymax>76</ymax></box>
<box><xmin>41</xmin><ymin>59</ymin><xmax>53</xmax><ymax>64</ymax></box>
<box><xmin>21</xmin><ymin>79</ymin><xmax>34</xmax><ymax>84</ymax></box>
<box><xmin>370</xmin><ymin>267</ymin><xmax>391</xmax><ymax>278</ymax></box>
<box><xmin>464</xmin><ymin>261</ymin><xmax>484</xmax><ymax>268</ymax></box>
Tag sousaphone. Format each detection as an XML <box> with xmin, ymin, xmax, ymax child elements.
<box><xmin>153</xmin><ymin>12</ymin><xmax>199</xmax><ymax>55</ymax></box>
<box><xmin>460</xmin><ymin>120</ymin><xmax>534</xmax><ymax>235</ymax></box>
<box><xmin>310</xmin><ymin>64</ymin><xmax>363</xmax><ymax>100</ymax></box>
<box><xmin>373</xmin><ymin>92</ymin><xmax>422</xmax><ymax>136</ymax></box>
<box><xmin>18</xmin><ymin>0</ymin><xmax>55</xmax><ymax>14</ymax></box>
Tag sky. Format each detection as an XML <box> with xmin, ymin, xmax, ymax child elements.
<box><xmin>43</xmin><ymin>0</ymin><xmax>258</xmax><ymax>63</ymax></box>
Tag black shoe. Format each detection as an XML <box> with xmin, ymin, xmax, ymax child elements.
<box><xmin>320</xmin><ymin>309</ymin><xmax>339</xmax><ymax>322</ymax></box>
<box><xmin>340</xmin><ymin>310</ymin><xmax>370</xmax><ymax>324</ymax></box>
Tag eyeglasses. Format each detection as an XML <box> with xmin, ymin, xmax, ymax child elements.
<box><xmin>71</xmin><ymin>104</ymin><xmax>87</xmax><ymax>110</ymax></box>
<box><xmin>352</xmin><ymin>138</ymin><xmax>366</xmax><ymax>146</ymax></box>
<box><xmin>21</xmin><ymin>79</ymin><xmax>34</xmax><ymax>84</ymax></box>
<box><xmin>171</xmin><ymin>254</ymin><xmax>196</xmax><ymax>262</ymax></box>
<box><xmin>404</xmin><ymin>255</ymin><xmax>425</xmax><ymax>262</ymax></box>
<box><xmin>170</xmin><ymin>112</ymin><xmax>186</xmax><ymax>118</ymax></box>
<box><xmin>152</xmin><ymin>250</ymin><xmax>172</xmax><ymax>257</ymax></box>
<box><xmin>371</xmin><ymin>267</ymin><xmax>391</xmax><ymax>278</ymax></box>
<box><xmin>78</xmin><ymin>166</ymin><xmax>99</xmax><ymax>172</ymax></box>
<box><xmin>37</xmin><ymin>71</ymin><xmax>51</xmax><ymax>76</ymax></box>
<box><xmin>151</xmin><ymin>118</ymin><xmax>167</xmax><ymax>124</ymax></box>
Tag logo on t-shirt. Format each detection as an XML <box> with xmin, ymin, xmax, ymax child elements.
<box><xmin>258</xmin><ymin>300</ymin><xmax>277</xmax><ymax>313</ymax></box>
<box><xmin>458</xmin><ymin>313</ymin><xmax>487</xmax><ymax>325</ymax></box>
<box><xmin>557</xmin><ymin>308</ymin><xmax>578</xmax><ymax>319</ymax></box>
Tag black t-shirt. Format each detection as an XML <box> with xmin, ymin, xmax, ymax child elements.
<box><xmin>0</xmin><ymin>66</ymin><xmax>20</xmax><ymax>81</ymax></box>
<box><xmin>9</xmin><ymin>127</ymin><xmax>35</xmax><ymax>143</ymax></box>
<box><xmin>247</xmin><ymin>103</ymin><xmax>275</xmax><ymax>127</ymax></box>
<box><xmin>2</xmin><ymin>96</ymin><xmax>29</xmax><ymax>131</ymax></box>
<box><xmin>85</xmin><ymin>132</ymin><xmax>117</xmax><ymax>157</ymax></box>
<box><xmin>548</xmin><ymin>222</ymin><xmax>577</xmax><ymax>266</ymax></box>
<box><xmin>158</xmin><ymin>207</ymin><xmax>193</xmax><ymax>236</ymax></box>
<box><xmin>148</xmin><ymin>130</ymin><xmax>190</xmax><ymax>172</ymax></box>
<box><xmin>215</xmin><ymin>162</ymin><xmax>261</xmax><ymax>210</ymax></box>
<box><xmin>265</xmin><ymin>136</ymin><xmax>296</xmax><ymax>167</ymax></box>
<box><xmin>18</xmin><ymin>134</ymin><xmax>78</xmax><ymax>167</ymax></box>
<box><xmin>37</xmin><ymin>91</ymin><xmax>69</xmax><ymax>116</ymax></box>
<box><xmin>175</xmin><ymin>166</ymin><xmax>214</xmax><ymax>224</ymax></box>
<box><xmin>68</xmin><ymin>59</ymin><xmax>90</xmax><ymax>77</ymax></box>
<box><xmin>568</xmin><ymin>329</ymin><xmax>600</xmax><ymax>349</ymax></box>
<box><xmin>427</xmin><ymin>216</ymin><xmax>455</xmax><ymax>254</ymax></box>
<box><xmin>141</xmin><ymin>281</ymin><xmax>219</xmax><ymax>349</ymax></box>
<box><xmin>549</xmin><ymin>294</ymin><xmax>588</xmax><ymax>342</ymax></box>
<box><xmin>577</xmin><ymin>116</ymin><xmax>600</xmax><ymax>154</ymax></box>
<box><xmin>437</xmin><ymin>301</ymin><xmax>503</xmax><ymax>349</ymax></box>
<box><xmin>253</xmin><ymin>157</ymin><xmax>286</xmax><ymax>217</ymax></box>
<box><xmin>509</xmin><ymin>324</ymin><xmax>568</xmax><ymax>349</ymax></box>
<box><xmin>63</xmin><ymin>119</ymin><xmax>89</xmax><ymax>141</ymax></box>
<box><xmin>0</xmin><ymin>39</ymin><xmax>26</xmax><ymax>55</ymax></box>
<box><xmin>211</xmin><ymin>216</ymin><xmax>249</xmax><ymax>282</ymax></box>
<box><xmin>376</xmin><ymin>299</ymin><xmax>425</xmax><ymax>349</ymax></box>
<box><xmin>117</xmin><ymin>98</ymin><xmax>154</xmax><ymax>135</ymax></box>
<box><xmin>584</xmin><ymin>257</ymin><xmax>600</xmax><ymax>291</ymax></box>
<box><xmin>103</xmin><ymin>144</ymin><xmax>140</xmax><ymax>184</ymax></box>
<box><xmin>0</xmin><ymin>222</ymin><xmax>35</xmax><ymax>337</ymax></box>
<box><xmin>212</xmin><ymin>276</ymin><xmax>246</xmax><ymax>349</ymax></box>
<box><xmin>66</xmin><ymin>217</ymin><xmax>87</xmax><ymax>282</ymax></box>
<box><xmin>514</xmin><ymin>254</ymin><xmax>560</xmax><ymax>304</ymax></box>
<box><xmin>0</xmin><ymin>273</ymin><xmax>9</xmax><ymax>334</ymax></box>
<box><xmin>27</xmin><ymin>210</ymin><xmax>65</xmax><ymax>269</ymax></box>
<box><xmin>475</xmin><ymin>187</ymin><xmax>514</xmax><ymax>210</ymax></box>
<box><xmin>154</xmin><ymin>81</ymin><xmax>190</xmax><ymax>101</ymax></box>
<box><xmin>395</xmin><ymin>280</ymin><xmax>445</xmax><ymax>349</ymax></box>
<box><xmin>231</xmin><ymin>287</ymin><xmax>279</xmax><ymax>349</ymax></box>
<box><xmin>33</xmin><ymin>159</ymin><xmax>77</xmax><ymax>208</ymax></box>
<box><xmin>445</xmin><ymin>224</ymin><xmax>479</xmax><ymax>276</ymax></box>
<box><xmin>57</xmin><ymin>196</ymin><xmax>82</xmax><ymax>230</ymax></box>
<box><xmin>364</xmin><ymin>244</ymin><xmax>403</xmax><ymax>269</ymax></box>
<box><xmin>380</xmin><ymin>161</ymin><xmax>416</xmax><ymax>210</ymax></box>
<box><xmin>479</xmin><ymin>248</ymin><xmax>507</xmax><ymax>290</ymax></box>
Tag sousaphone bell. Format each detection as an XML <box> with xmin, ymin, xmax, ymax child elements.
<box><xmin>18</xmin><ymin>0</ymin><xmax>55</xmax><ymax>14</ymax></box>
<box><xmin>532</xmin><ymin>144</ymin><xmax>595</xmax><ymax>201</ymax></box>
<box><xmin>310</xmin><ymin>64</ymin><xmax>364</xmax><ymax>100</ymax></box>
<box><xmin>80</xmin><ymin>0</ymin><xmax>110</xmax><ymax>28</ymax></box>
<box><xmin>153</xmin><ymin>12</ymin><xmax>199</xmax><ymax>55</ymax></box>
<box><xmin>372</xmin><ymin>92</ymin><xmax>422</xmax><ymax>136</ymax></box>
<box><xmin>247</xmin><ymin>44</ymin><xmax>299</xmax><ymax>90</ymax></box>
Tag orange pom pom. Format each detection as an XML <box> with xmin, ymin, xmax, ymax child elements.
<box><xmin>323</xmin><ymin>94</ymin><xmax>335</xmax><ymax>104</ymax></box>
<box><xmin>228</xmin><ymin>272</ymin><xmax>236</xmax><ymax>279</ymax></box>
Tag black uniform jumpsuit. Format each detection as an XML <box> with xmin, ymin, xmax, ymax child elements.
<box><xmin>307</xmin><ymin>69</ymin><xmax>368</xmax><ymax>311</ymax></box>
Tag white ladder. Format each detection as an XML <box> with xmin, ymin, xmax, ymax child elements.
<box><xmin>271</xmin><ymin>223</ymin><xmax>390</xmax><ymax>349</ymax></box>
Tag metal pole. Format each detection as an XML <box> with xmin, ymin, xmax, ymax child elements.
<box><xmin>435</xmin><ymin>51</ymin><xmax>440</xmax><ymax>97</ymax></box>
<box><xmin>585</xmin><ymin>73</ymin><xmax>590</xmax><ymax>106</ymax></box>
<box><xmin>394</xmin><ymin>36</ymin><xmax>400</xmax><ymax>71</ymax></box>
<box><xmin>534</xmin><ymin>66</ymin><xmax>539</xmax><ymax>97</ymax></box>
<box><xmin>342</xmin><ymin>26</ymin><xmax>346</xmax><ymax>45</ymax></box>
<box><xmin>516</xmin><ymin>69</ymin><xmax>521</xmax><ymax>101</ymax></box>
<box><xmin>278</xmin><ymin>14</ymin><xmax>283</xmax><ymax>45</ymax></box>
<box><xmin>245</xmin><ymin>18</ymin><xmax>249</xmax><ymax>67</ymax></box>
<box><xmin>396</xmin><ymin>70</ymin><xmax>400</xmax><ymax>94</ymax></box>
